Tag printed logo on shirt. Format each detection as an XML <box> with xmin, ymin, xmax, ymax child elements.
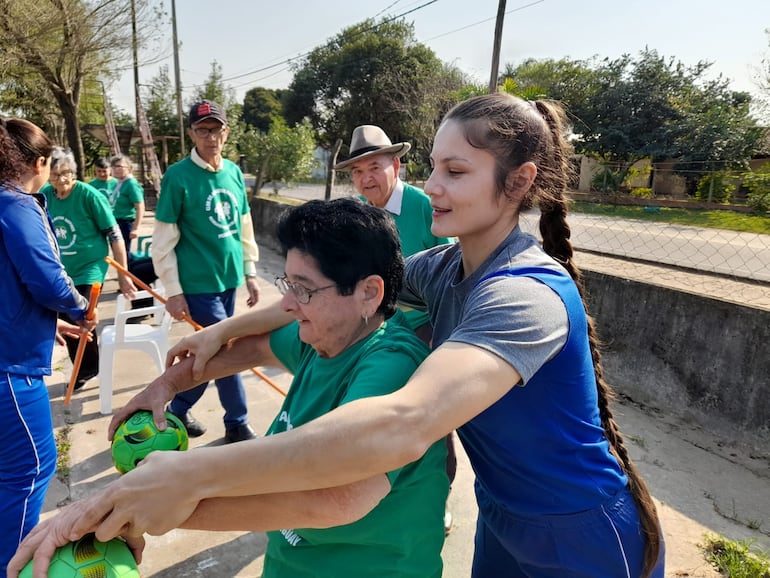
<box><xmin>205</xmin><ymin>188</ymin><xmax>240</xmax><ymax>238</ymax></box>
<box><xmin>277</xmin><ymin>410</ymin><xmax>294</xmax><ymax>431</ymax></box>
<box><xmin>52</xmin><ymin>216</ymin><xmax>78</xmax><ymax>255</ymax></box>
<box><xmin>279</xmin><ymin>528</ymin><xmax>303</xmax><ymax>547</ymax></box>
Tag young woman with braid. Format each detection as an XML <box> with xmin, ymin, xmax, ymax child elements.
<box><xmin>10</xmin><ymin>93</ymin><xmax>663</xmax><ymax>578</ymax></box>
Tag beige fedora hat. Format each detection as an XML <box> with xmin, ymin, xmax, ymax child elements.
<box><xmin>334</xmin><ymin>125</ymin><xmax>411</xmax><ymax>170</ymax></box>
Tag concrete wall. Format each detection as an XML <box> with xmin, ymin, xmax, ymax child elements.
<box><xmin>583</xmin><ymin>273</ymin><xmax>769</xmax><ymax>435</ymax></box>
<box><xmin>251</xmin><ymin>196</ymin><xmax>770</xmax><ymax>437</ymax></box>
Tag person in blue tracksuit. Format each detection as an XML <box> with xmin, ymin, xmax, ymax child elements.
<box><xmin>0</xmin><ymin>118</ymin><xmax>94</xmax><ymax>574</ymax></box>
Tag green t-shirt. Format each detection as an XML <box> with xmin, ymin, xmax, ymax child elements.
<box><xmin>88</xmin><ymin>177</ymin><xmax>117</xmax><ymax>201</ymax></box>
<box><xmin>110</xmin><ymin>177</ymin><xmax>144</xmax><ymax>220</ymax></box>
<box><xmin>155</xmin><ymin>157</ymin><xmax>248</xmax><ymax>294</ymax></box>
<box><xmin>263</xmin><ymin>320</ymin><xmax>447</xmax><ymax>578</ymax></box>
<box><xmin>41</xmin><ymin>181</ymin><xmax>116</xmax><ymax>285</ymax></box>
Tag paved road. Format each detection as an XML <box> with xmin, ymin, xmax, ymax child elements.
<box><xmin>251</xmin><ymin>181</ymin><xmax>770</xmax><ymax>283</ymax></box>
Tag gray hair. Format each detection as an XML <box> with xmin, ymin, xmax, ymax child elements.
<box><xmin>51</xmin><ymin>146</ymin><xmax>77</xmax><ymax>174</ymax></box>
<box><xmin>110</xmin><ymin>154</ymin><xmax>133</xmax><ymax>172</ymax></box>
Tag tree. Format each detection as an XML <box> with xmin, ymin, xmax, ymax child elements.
<box><xmin>0</xmin><ymin>0</ymin><xmax>165</xmax><ymax>179</ymax></box>
<box><xmin>143</xmin><ymin>65</ymin><xmax>183</xmax><ymax>168</ymax></box>
<box><xmin>239</xmin><ymin>119</ymin><xmax>316</xmax><ymax>199</ymax></box>
<box><xmin>242</xmin><ymin>87</ymin><xmax>287</xmax><ymax>132</ymax></box>
<box><xmin>503</xmin><ymin>49</ymin><xmax>765</xmax><ymax>186</ymax></box>
<box><xmin>500</xmin><ymin>57</ymin><xmax>600</xmax><ymax>133</ymax></box>
<box><xmin>283</xmin><ymin>18</ymin><xmax>465</xmax><ymax>173</ymax></box>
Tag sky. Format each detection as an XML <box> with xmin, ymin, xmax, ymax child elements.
<box><xmin>111</xmin><ymin>0</ymin><xmax>769</xmax><ymax>117</ymax></box>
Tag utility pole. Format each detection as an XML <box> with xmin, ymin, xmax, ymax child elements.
<box><xmin>171</xmin><ymin>0</ymin><xmax>186</xmax><ymax>155</ymax></box>
<box><xmin>488</xmin><ymin>0</ymin><xmax>507</xmax><ymax>93</ymax></box>
<box><xmin>130</xmin><ymin>0</ymin><xmax>145</xmax><ymax>181</ymax></box>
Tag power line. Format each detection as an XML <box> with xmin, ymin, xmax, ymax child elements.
<box><xmin>424</xmin><ymin>0</ymin><xmax>544</xmax><ymax>42</ymax></box>
<box><xmin>182</xmin><ymin>0</ymin><xmax>441</xmax><ymax>89</ymax></box>
<box><xmin>222</xmin><ymin>0</ymin><xmax>546</xmax><ymax>94</ymax></box>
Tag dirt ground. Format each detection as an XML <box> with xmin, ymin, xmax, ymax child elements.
<box><xmin>612</xmin><ymin>396</ymin><xmax>770</xmax><ymax>577</ymax></box>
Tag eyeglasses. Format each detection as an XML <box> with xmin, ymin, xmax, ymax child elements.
<box><xmin>274</xmin><ymin>275</ymin><xmax>336</xmax><ymax>304</ymax></box>
<box><xmin>50</xmin><ymin>171</ymin><xmax>74</xmax><ymax>181</ymax></box>
<box><xmin>111</xmin><ymin>165</ymin><xmax>129</xmax><ymax>170</ymax></box>
<box><xmin>192</xmin><ymin>126</ymin><xmax>227</xmax><ymax>138</ymax></box>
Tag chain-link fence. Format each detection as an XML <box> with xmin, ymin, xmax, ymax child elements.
<box><xmin>251</xmin><ymin>180</ymin><xmax>770</xmax><ymax>310</ymax></box>
<box><xmin>518</xmin><ymin>209</ymin><xmax>770</xmax><ymax>310</ymax></box>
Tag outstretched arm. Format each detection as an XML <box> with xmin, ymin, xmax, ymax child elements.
<box><xmin>181</xmin><ymin>475</ymin><xmax>390</xmax><ymax>532</ymax></box>
<box><xmin>165</xmin><ymin>298</ymin><xmax>292</xmax><ymax>379</ymax></box>
<box><xmin>83</xmin><ymin>341</ymin><xmax>520</xmax><ymax>540</ymax></box>
<box><xmin>108</xmin><ymin>332</ymin><xmax>283</xmax><ymax>439</ymax></box>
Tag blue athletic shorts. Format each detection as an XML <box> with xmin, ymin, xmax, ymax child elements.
<box><xmin>472</xmin><ymin>484</ymin><xmax>665</xmax><ymax>577</ymax></box>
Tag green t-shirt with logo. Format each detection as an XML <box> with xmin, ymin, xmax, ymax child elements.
<box><xmin>110</xmin><ymin>177</ymin><xmax>144</xmax><ymax>220</ymax></box>
<box><xmin>41</xmin><ymin>181</ymin><xmax>117</xmax><ymax>285</ymax></box>
<box><xmin>263</xmin><ymin>319</ymin><xmax>447</xmax><ymax>578</ymax></box>
<box><xmin>155</xmin><ymin>157</ymin><xmax>248</xmax><ymax>294</ymax></box>
<box><xmin>88</xmin><ymin>177</ymin><xmax>117</xmax><ymax>201</ymax></box>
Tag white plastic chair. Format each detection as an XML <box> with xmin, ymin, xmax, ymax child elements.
<box><xmin>98</xmin><ymin>289</ymin><xmax>172</xmax><ymax>415</ymax></box>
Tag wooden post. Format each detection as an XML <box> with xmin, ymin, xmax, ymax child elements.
<box><xmin>488</xmin><ymin>0</ymin><xmax>507</xmax><ymax>93</ymax></box>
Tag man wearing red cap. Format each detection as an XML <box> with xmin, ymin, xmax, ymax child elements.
<box><xmin>151</xmin><ymin>99</ymin><xmax>260</xmax><ymax>443</ymax></box>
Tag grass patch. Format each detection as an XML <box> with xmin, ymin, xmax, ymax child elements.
<box><xmin>703</xmin><ymin>534</ymin><xmax>770</xmax><ymax>577</ymax></box>
<box><xmin>254</xmin><ymin>192</ymin><xmax>304</xmax><ymax>206</ymax></box>
<box><xmin>570</xmin><ymin>201</ymin><xmax>770</xmax><ymax>235</ymax></box>
<box><xmin>55</xmin><ymin>425</ymin><xmax>72</xmax><ymax>484</ymax></box>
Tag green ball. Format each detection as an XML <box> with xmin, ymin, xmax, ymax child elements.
<box><xmin>111</xmin><ymin>410</ymin><xmax>188</xmax><ymax>475</ymax></box>
<box><xmin>19</xmin><ymin>534</ymin><xmax>139</xmax><ymax>578</ymax></box>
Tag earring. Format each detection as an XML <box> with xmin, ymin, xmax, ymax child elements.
<box><xmin>363</xmin><ymin>312</ymin><xmax>369</xmax><ymax>326</ymax></box>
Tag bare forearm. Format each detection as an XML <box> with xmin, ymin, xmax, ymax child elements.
<box><xmin>217</xmin><ymin>300</ymin><xmax>292</xmax><ymax>340</ymax></box>
<box><xmin>163</xmin><ymin>334</ymin><xmax>273</xmax><ymax>394</ymax></box>
<box><xmin>180</xmin><ymin>478</ymin><xmax>388</xmax><ymax>532</ymax></box>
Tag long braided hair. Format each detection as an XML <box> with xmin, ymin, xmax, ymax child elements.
<box><xmin>445</xmin><ymin>93</ymin><xmax>661</xmax><ymax>576</ymax></box>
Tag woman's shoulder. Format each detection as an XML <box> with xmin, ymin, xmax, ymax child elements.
<box><xmin>371</xmin><ymin>318</ymin><xmax>431</xmax><ymax>363</ymax></box>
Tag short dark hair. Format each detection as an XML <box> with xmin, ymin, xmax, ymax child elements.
<box><xmin>94</xmin><ymin>157</ymin><xmax>110</xmax><ymax>169</ymax></box>
<box><xmin>276</xmin><ymin>198</ymin><xmax>403</xmax><ymax>318</ymax></box>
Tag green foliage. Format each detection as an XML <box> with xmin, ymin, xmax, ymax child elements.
<box><xmin>0</xmin><ymin>0</ymin><xmax>166</xmax><ymax>178</ymax></box>
<box><xmin>591</xmin><ymin>166</ymin><xmax>627</xmax><ymax>193</ymax></box>
<box><xmin>694</xmin><ymin>172</ymin><xmax>735</xmax><ymax>204</ymax></box>
<box><xmin>239</xmin><ymin>119</ymin><xmax>317</xmax><ymax>199</ymax></box>
<box><xmin>572</xmin><ymin>201</ymin><xmax>770</xmax><ymax>235</ymax></box>
<box><xmin>703</xmin><ymin>534</ymin><xmax>770</xmax><ymax>578</ymax></box>
<box><xmin>242</xmin><ymin>87</ymin><xmax>287</xmax><ymax>132</ymax></box>
<box><xmin>502</xmin><ymin>50</ymin><xmax>764</xmax><ymax>180</ymax></box>
<box><xmin>143</xmin><ymin>65</ymin><xmax>184</xmax><ymax>167</ymax></box>
<box><xmin>630</xmin><ymin>187</ymin><xmax>653</xmax><ymax>199</ymax></box>
<box><xmin>742</xmin><ymin>163</ymin><xmax>770</xmax><ymax>213</ymax></box>
<box><xmin>282</xmin><ymin>17</ymin><xmax>465</xmax><ymax>173</ymax></box>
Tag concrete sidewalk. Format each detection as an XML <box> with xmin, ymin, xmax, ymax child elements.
<box><xmin>39</xmin><ymin>212</ymin><xmax>770</xmax><ymax>577</ymax></box>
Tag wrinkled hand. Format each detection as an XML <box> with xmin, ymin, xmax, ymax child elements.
<box><xmin>165</xmin><ymin>294</ymin><xmax>190</xmax><ymax>322</ymax></box>
<box><xmin>90</xmin><ymin>452</ymin><xmax>201</xmax><ymax>538</ymax></box>
<box><xmin>245</xmin><ymin>277</ymin><xmax>260</xmax><ymax>308</ymax></box>
<box><xmin>117</xmin><ymin>274</ymin><xmax>137</xmax><ymax>300</ymax></box>
<box><xmin>6</xmin><ymin>497</ymin><xmax>145</xmax><ymax>578</ymax></box>
<box><xmin>108</xmin><ymin>376</ymin><xmax>176</xmax><ymax>440</ymax></box>
<box><xmin>165</xmin><ymin>325</ymin><xmax>225</xmax><ymax>380</ymax></box>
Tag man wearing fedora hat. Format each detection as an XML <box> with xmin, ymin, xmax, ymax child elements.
<box><xmin>336</xmin><ymin>124</ymin><xmax>456</xmax><ymax>533</ymax></box>
<box><xmin>335</xmin><ymin>124</ymin><xmax>450</xmax><ymax>281</ymax></box>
